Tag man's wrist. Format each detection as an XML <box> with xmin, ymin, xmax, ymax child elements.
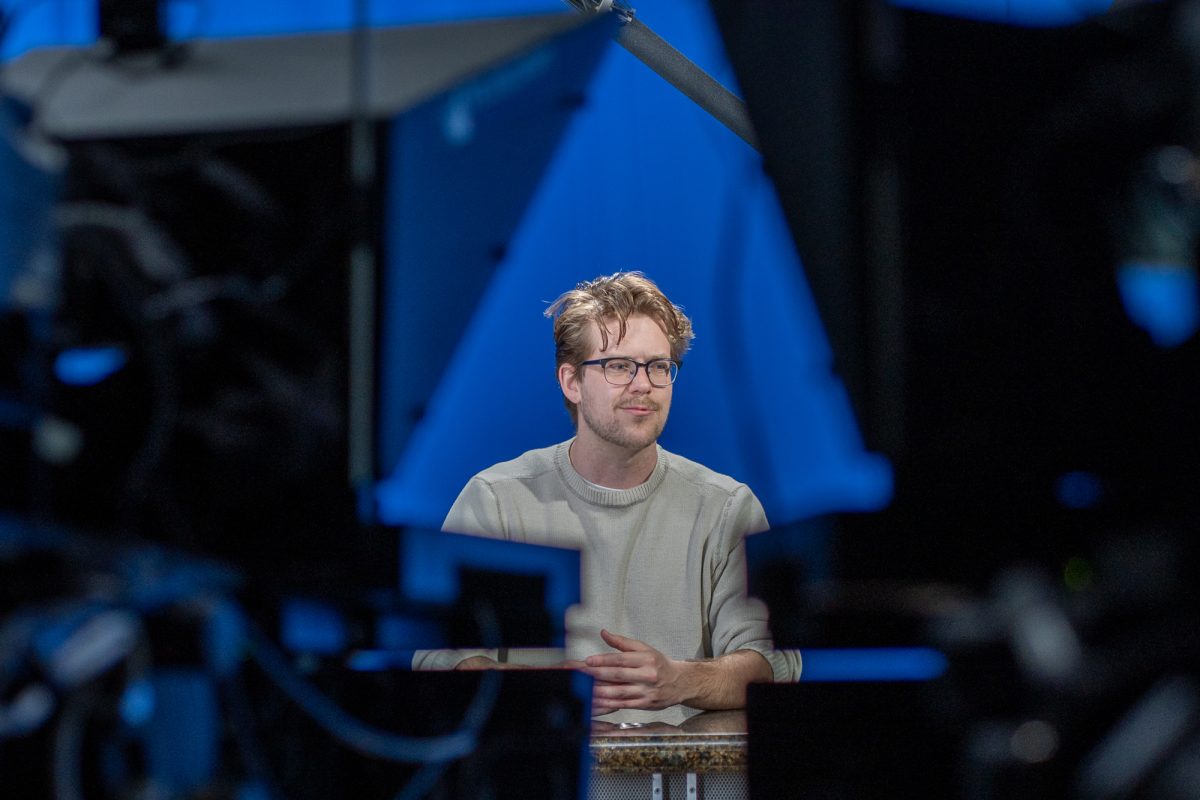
<box><xmin>673</xmin><ymin>658</ymin><xmax>706</xmax><ymax>707</ymax></box>
<box><xmin>676</xmin><ymin>650</ymin><xmax>773</xmax><ymax>709</ymax></box>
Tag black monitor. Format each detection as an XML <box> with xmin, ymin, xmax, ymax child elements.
<box><xmin>747</xmin><ymin>680</ymin><xmax>958</xmax><ymax>799</ymax></box>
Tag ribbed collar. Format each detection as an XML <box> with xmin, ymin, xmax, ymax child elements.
<box><xmin>554</xmin><ymin>439</ymin><xmax>668</xmax><ymax>507</ymax></box>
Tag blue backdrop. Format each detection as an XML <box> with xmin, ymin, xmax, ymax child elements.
<box><xmin>1</xmin><ymin>0</ymin><xmax>1116</xmax><ymax>532</ymax></box>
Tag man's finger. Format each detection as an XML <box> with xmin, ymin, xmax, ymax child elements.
<box><xmin>592</xmin><ymin>695</ymin><xmax>651</xmax><ymax>712</ymax></box>
<box><xmin>585</xmin><ymin>652</ymin><xmax>648</xmax><ymax>669</ymax></box>
<box><xmin>593</xmin><ymin>683</ymin><xmax>643</xmax><ymax>701</ymax></box>
<box><xmin>584</xmin><ymin>665</ymin><xmax>654</xmax><ymax>684</ymax></box>
<box><xmin>600</xmin><ymin>629</ymin><xmax>649</xmax><ymax>652</ymax></box>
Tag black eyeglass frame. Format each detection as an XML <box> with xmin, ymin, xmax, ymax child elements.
<box><xmin>578</xmin><ymin>357</ymin><xmax>681</xmax><ymax>387</ymax></box>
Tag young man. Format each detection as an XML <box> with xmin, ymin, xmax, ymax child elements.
<box><xmin>415</xmin><ymin>272</ymin><xmax>800</xmax><ymax>725</ymax></box>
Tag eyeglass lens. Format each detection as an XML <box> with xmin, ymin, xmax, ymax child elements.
<box><xmin>604</xmin><ymin>359</ymin><xmax>676</xmax><ymax>386</ymax></box>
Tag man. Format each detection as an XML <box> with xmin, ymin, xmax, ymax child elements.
<box><xmin>414</xmin><ymin>272</ymin><xmax>800</xmax><ymax>725</ymax></box>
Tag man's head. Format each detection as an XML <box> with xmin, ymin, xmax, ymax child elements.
<box><xmin>544</xmin><ymin>272</ymin><xmax>694</xmax><ymax>445</ymax></box>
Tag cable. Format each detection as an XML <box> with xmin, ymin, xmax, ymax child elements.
<box><xmin>391</xmin><ymin>602</ymin><xmax>505</xmax><ymax>800</ymax></box>
<box><xmin>141</xmin><ymin>274</ymin><xmax>282</xmax><ymax>320</ymax></box>
<box><xmin>53</xmin><ymin>140</ymin><xmax>351</xmax><ymax>540</ymax></box>
<box><xmin>220</xmin><ymin>670</ymin><xmax>285</xmax><ymax>800</ymax></box>
<box><xmin>245</xmin><ymin>620</ymin><xmax>499</xmax><ymax>765</ymax></box>
<box><xmin>0</xmin><ymin>682</ymin><xmax>54</xmax><ymax>738</ymax></box>
<box><xmin>51</xmin><ymin>686</ymin><xmax>93</xmax><ymax>800</ymax></box>
<box><xmin>55</xmin><ymin>202</ymin><xmax>191</xmax><ymax>285</ymax></box>
<box><xmin>0</xmin><ymin>613</ymin><xmax>38</xmax><ymax>697</ymax></box>
<box><xmin>54</xmin><ymin>196</ymin><xmax>193</xmax><ymax>533</ymax></box>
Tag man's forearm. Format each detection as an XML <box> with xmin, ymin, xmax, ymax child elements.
<box><xmin>676</xmin><ymin>649</ymin><xmax>773</xmax><ymax>710</ymax></box>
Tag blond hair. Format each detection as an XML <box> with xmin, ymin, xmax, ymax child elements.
<box><xmin>544</xmin><ymin>271</ymin><xmax>694</xmax><ymax>425</ymax></box>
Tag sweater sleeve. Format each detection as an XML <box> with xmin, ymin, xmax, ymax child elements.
<box><xmin>410</xmin><ymin>477</ymin><xmax>507</xmax><ymax>670</ymax></box>
<box><xmin>442</xmin><ymin>476</ymin><xmax>507</xmax><ymax>539</ymax></box>
<box><xmin>708</xmin><ymin>486</ymin><xmax>802</xmax><ymax>683</ymax></box>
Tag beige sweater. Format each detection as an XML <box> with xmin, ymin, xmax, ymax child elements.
<box><xmin>413</xmin><ymin>440</ymin><xmax>801</xmax><ymax>725</ymax></box>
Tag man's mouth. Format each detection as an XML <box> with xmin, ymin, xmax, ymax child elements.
<box><xmin>619</xmin><ymin>404</ymin><xmax>656</xmax><ymax>416</ymax></box>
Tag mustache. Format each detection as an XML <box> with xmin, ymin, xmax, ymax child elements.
<box><xmin>618</xmin><ymin>400</ymin><xmax>660</xmax><ymax>411</ymax></box>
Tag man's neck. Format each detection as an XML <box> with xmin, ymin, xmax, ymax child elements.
<box><xmin>568</xmin><ymin>435</ymin><xmax>658</xmax><ymax>490</ymax></box>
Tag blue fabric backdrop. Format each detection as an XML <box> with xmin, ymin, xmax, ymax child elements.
<box><xmin>1</xmin><ymin>0</ymin><xmax>1115</xmax><ymax>530</ymax></box>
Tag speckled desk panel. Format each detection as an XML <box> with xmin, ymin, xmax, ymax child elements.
<box><xmin>589</xmin><ymin>711</ymin><xmax>748</xmax><ymax>775</ymax></box>
<box><xmin>590</xmin><ymin>732</ymin><xmax>747</xmax><ymax>774</ymax></box>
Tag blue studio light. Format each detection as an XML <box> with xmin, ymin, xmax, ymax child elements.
<box><xmin>801</xmin><ymin>647</ymin><xmax>949</xmax><ymax>682</ymax></box>
<box><xmin>54</xmin><ymin>345</ymin><xmax>128</xmax><ymax>386</ymax></box>
<box><xmin>1116</xmin><ymin>261</ymin><xmax>1200</xmax><ymax>348</ymax></box>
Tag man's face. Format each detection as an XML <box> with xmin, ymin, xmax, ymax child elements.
<box><xmin>565</xmin><ymin>314</ymin><xmax>673</xmax><ymax>453</ymax></box>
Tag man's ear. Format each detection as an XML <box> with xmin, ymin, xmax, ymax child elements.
<box><xmin>558</xmin><ymin>362</ymin><xmax>581</xmax><ymax>405</ymax></box>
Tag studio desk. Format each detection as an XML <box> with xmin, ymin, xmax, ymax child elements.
<box><xmin>587</xmin><ymin>711</ymin><xmax>748</xmax><ymax>800</ymax></box>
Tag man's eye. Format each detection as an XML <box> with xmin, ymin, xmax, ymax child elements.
<box><xmin>649</xmin><ymin>362</ymin><xmax>671</xmax><ymax>376</ymax></box>
<box><xmin>607</xmin><ymin>361</ymin><xmax>633</xmax><ymax>374</ymax></box>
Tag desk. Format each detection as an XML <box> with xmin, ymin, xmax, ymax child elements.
<box><xmin>587</xmin><ymin>711</ymin><xmax>748</xmax><ymax>800</ymax></box>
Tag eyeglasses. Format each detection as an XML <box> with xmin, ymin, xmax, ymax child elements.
<box><xmin>579</xmin><ymin>357</ymin><xmax>680</xmax><ymax>387</ymax></box>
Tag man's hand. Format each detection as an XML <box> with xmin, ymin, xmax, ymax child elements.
<box><xmin>583</xmin><ymin>629</ymin><xmax>686</xmax><ymax>714</ymax></box>
<box><xmin>582</xmin><ymin>629</ymin><xmax>774</xmax><ymax>715</ymax></box>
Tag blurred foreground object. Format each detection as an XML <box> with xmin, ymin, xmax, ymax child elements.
<box><xmin>1</xmin><ymin>12</ymin><xmax>613</xmax><ymax>590</ymax></box>
<box><xmin>0</xmin><ymin>10</ymin><xmax>612</xmax><ymax>798</ymax></box>
<box><xmin>720</xmin><ymin>1</ymin><xmax>1200</xmax><ymax>796</ymax></box>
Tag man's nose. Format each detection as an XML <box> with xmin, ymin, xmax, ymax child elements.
<box><xmin>627</xmin><ymin>365</ymin><xmax>653</xmax><ymax>392</ymax></box>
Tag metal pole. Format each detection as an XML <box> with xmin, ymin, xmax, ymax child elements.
<box><xmin>565</xmin><ymin>0</ymin><xmax>760</xmax><ymax>152</ymax></box>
